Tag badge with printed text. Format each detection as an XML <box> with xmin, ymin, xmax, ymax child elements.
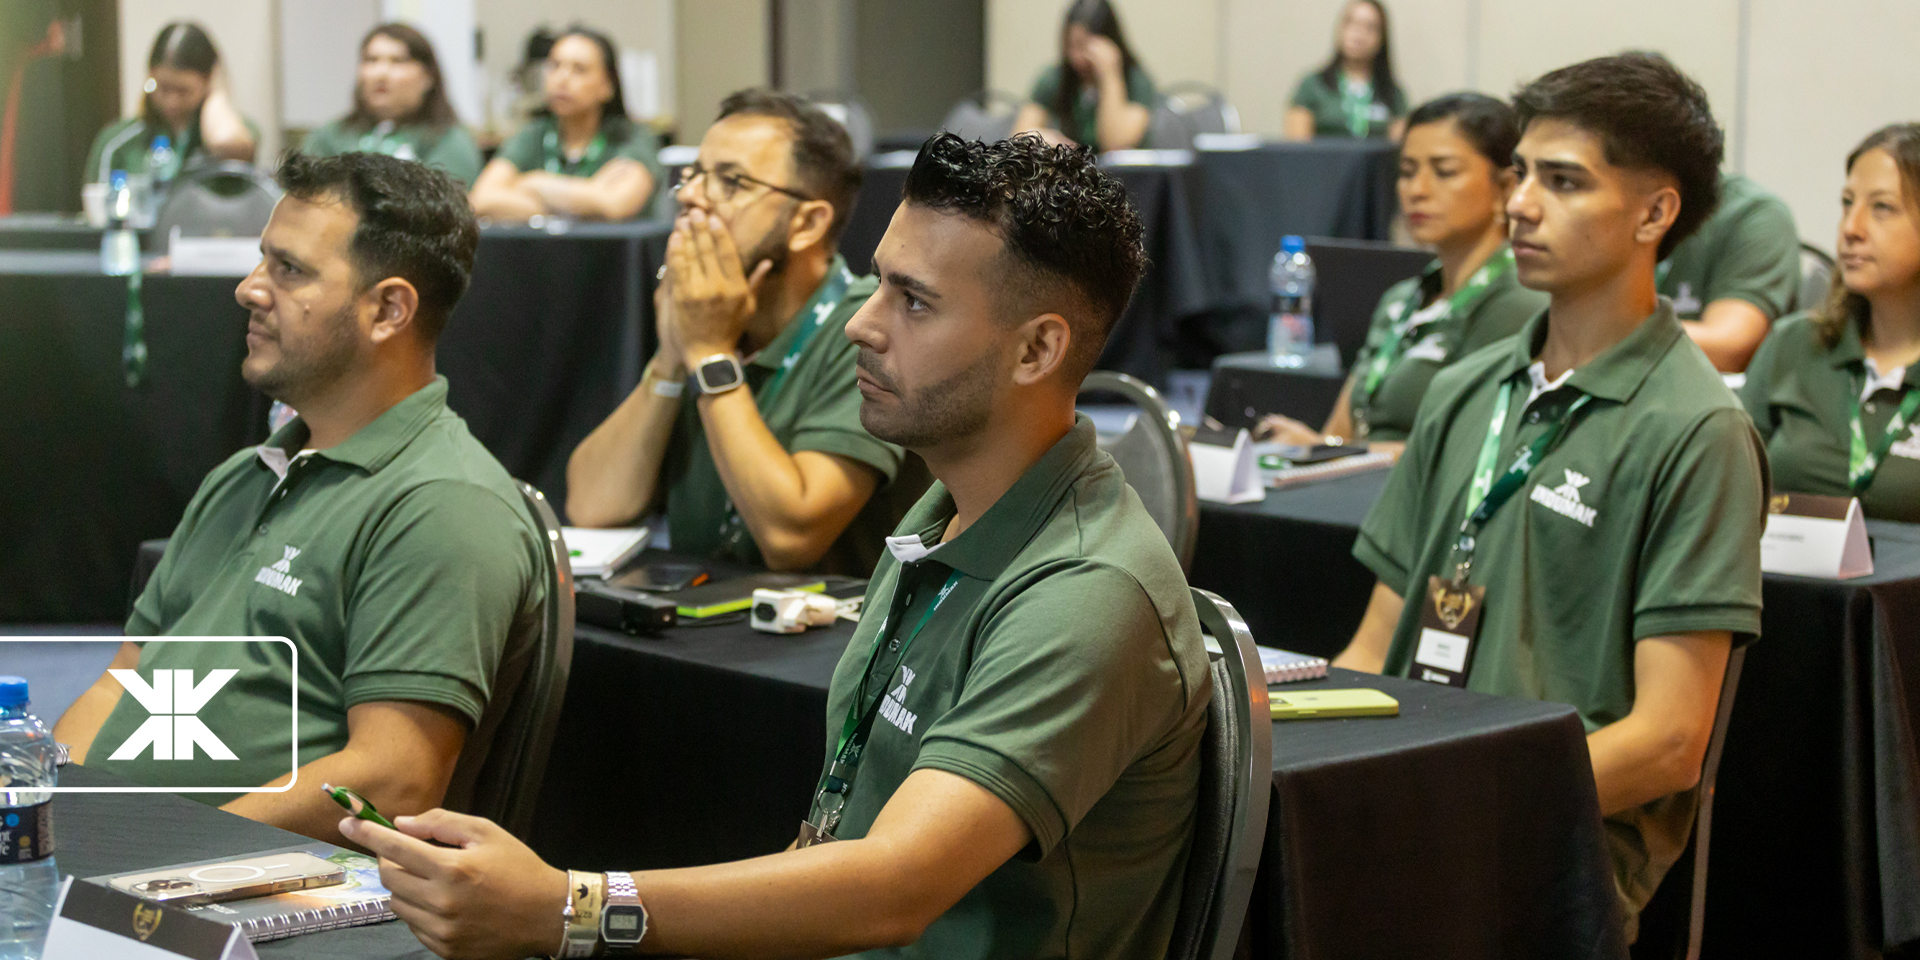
<box><xmin>1413</xmin><ymin>576</ymin><xmax>1486</xmax><ymax>687</ymax></box>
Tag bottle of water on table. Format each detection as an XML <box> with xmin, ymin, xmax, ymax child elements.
<box><xmin>142</xmin><ymin>135</ymin><xmax>177</xmax><ymax>226</ymax></box>
<box><xmin>0</xmin><ymin>677</ymin><xmax>60</xmax><ymax>960</ymax></box>
<box><xmin>100</xmin><ymin>170</ymin><xmax>139</xmax><ymax>277</ymax></box>
<box><xmin>1267</xmin><ymin>235</ymin><xmax>1316</xmax><ymax>367</ymax></box>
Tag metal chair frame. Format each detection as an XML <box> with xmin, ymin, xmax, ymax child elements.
<box><xmin>1078</xmin><ymin>370</ymin><xmax>1200</xmax><ymax>572</ymax></box>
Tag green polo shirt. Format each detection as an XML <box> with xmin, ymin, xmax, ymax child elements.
<box><xmin>1742</xmin><ymin>308</ymin><xmax>1920</xmax><ymax>522</ymax></box>
<box><xmin>1028</xmin><ymin>64</ymin><xmax>1157</xmax><ymax>149</ymax></box>
<box><xmin>821</xmin><ymin>415</ymin><xmax>1210</xmax><ymax>960</ymax></box>
<box><xmin>1355</xmin><ymin>302</ymin><xmax>1767</xmax><ymax>933</ymax></box>
<box><xmin>1657</xmin><ymin>173</ymin><xmax>1801</xmax><ymax>323</ymax></box>
<box><xmin>1290</xmin><ymin>71</ymin><xmax>1407</xmax><ymax>139</ymax></box>
<box><xmin>496</xmin><ymin>114</ymin><xmax>661</xmax><ymax>180</ymax></box>
<box><xmin>300</xmin><ymin>119</ymin><xmax>485</xmax><ymax>186</ymax></box>
<box><xmin>84</xmin><ymin>114</ymin><xmax>262</xmax><ymax>185</ymax></box>
<box><xmin>87</xmin><ymin>377</ymin><xmax>544</xmax><ymax>805</ymax></box>
<box><xmin>661</xmin><ymin>259</ymin><xmax>904</xmax><ymax>575</ymax></box>
<box><xmin>1344</xmin><ymin>250</ymin><xmax>1547</xmax><ymax>442</ymax></box>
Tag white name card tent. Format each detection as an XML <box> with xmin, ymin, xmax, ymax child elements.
<box><xmin>167</xmin><ymin>228</ymin><xmax>264</xmax><ymax>277</ymax></box>
<box><xmin>1761</xmin><ymin>492</ymin><xmax>1873</xmax><ymax>580</ymax></box>
<box><xmin>1190</xmin><ymin>426</ymin><xmax>1263</xmax><ymax>504</ymax></box>
<box><xmin>42</xmin><ymin>877</ymin><xmax>260</xmax><ymax>960</ymax></box>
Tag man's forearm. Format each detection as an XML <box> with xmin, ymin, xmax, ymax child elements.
<box><xmin>223</xmin><ymin>745</ymin><xmax>448</xmax><ymax>847</ymax></box>
<box><xmin>696</xmin><ymin>388</ymin><xmax>826</xmax><ymax>554</ymax></box>
<box><xmin>471</xmin><ymin>180</ymin><xmax>548</xmax><ymax>222</ymax></box>
<box><xmin>566</xmin><ymin>357</ymin><xmax>683</xmax><ymax>526</ymax></box>
<box><xmin>1684</xmin><ymin>299</ymin><xmax>1771</xmax><ymax>373</ymax></box>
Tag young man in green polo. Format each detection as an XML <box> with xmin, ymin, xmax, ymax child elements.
<box><xmin>1657</xmin><ymin>172</ymin><xmax>1803</xmax><ymax>372</ymax></box>
<box><xmin>337</xmin><ymin>133</ymin><xmax>1212</xmax><ymax>960</ymax></box>
<box><xmin>55</xmin><ymin>153</ymin><xmax>546</xmax><ymax>846</ymax></box>
<box><xmin>1332</xmin><ymin>53</ymin><xmax>1769</xmax><ymax>941</ymax></box>
<box><xmin>568</xmin><ymin>91</ymin><xmax>909</xmax><ymax>576</ymax></box>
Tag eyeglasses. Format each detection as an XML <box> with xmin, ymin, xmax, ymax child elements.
<box><xmin>675</xmin><ymin>162</ymin><xmax>813</xmax><ymax>205</ymax></box>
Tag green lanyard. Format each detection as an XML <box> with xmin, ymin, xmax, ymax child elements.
<box><xmin>807</xmin><ymin>566</ymin><xmax>965</xmax><ymax>836</ymax></box>
<box><xmin>1339</xmin><ymin>78</ymin><xmax>1374</xmax><ymax>137</ymax></box>
<box><xmin>542</xmin><ymin>127</ymin><xmax>606</xmax><ymax>174</ymax></box>
<box><xmin>122</xmin><ymin>270</ymin><xmax>146</xmax><ymax>387</ymax></box>
<box><xmin>1360</xmin><ymin>250</ymin><xmax>1515</xmax><ymax>404</ymax></box>
<box><xmin>1448</xmin><ymin>375</ymin><xmax>1593</xmax><ymax>583</ymax></box>
<box><xmin>1848</xmin><ymin>371</ymin><xmax>1920</xmax><ymax>494</ymax></box>
<box><xmin>356</xmin><ymin>122</ymin><xmax>419</xmax><ymax>160</ymax></box>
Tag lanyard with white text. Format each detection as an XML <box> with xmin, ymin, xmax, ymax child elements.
<box><xmin>1446</xmin><ymin>376</ymin><xmax>1592</xmax><ymax>584</ymax></box>
<box><xmin>1340</xmin><ymin>79</ymin><xmax>1374</xmax><ymax>137</ymax></box>
<box><xmin>1360</xmin><ymin>249</ymin><xmax>1515</xmax><ymax>405</ymax></box>
<box><xmin>542</xmin><ymin>127</ymin><xmax>605</xmax><ymax>174</ymax></box>
<box><xmin>805</xmin><ymin>566</ymin><xmax>964</xmax><ymax>840</ymax></box>
<box><xmin>1849</xmin><ymin>373</ymin><xmax>1920</xmax><ymax>494</ymax></box>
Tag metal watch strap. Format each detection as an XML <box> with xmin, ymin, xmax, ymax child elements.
<box><xmin>601</xmin><ymin>870</ymin><xmax>647</xmax><ymax>954</ymax></box>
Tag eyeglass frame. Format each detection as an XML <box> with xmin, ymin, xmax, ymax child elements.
<box><xmin>675</xmin><ymin>162</ymin><xmax>815</xmax><ymax>206</ymax></box>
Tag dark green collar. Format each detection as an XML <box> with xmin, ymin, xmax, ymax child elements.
<box><xmin>894</xmin><ymin>415</ymin><xmax>1100</xmax><ymax>581</ymax></box>
<box><xmin>749</xmin><ymin>255</ymin><xmax>855</xmax><ymax>371</ymax></box>
<box><xmin>263</xmin><ymin>376</ymin><xmax>451</xmax><ymax>474</ymax></box>
<box><xmin>1499</xmin><ymin>299</ymin><xmax>1684</xmax><ymax>404</ymax></box>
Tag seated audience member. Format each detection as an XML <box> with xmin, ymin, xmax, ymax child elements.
<box><xmin>54</xmin><ymin>154</ymin><xmax>545</xmax><ymax>847</ymax></box>
<box><xmin>567</xmin><ymin>91</ymin><xmax>905</xmax><ymax>575</ymax></box>
<box><xmin>1284</xmin><ymin>0</ymin><xmax>1407</xmax><ymax>141</ymax></box>
<box><xmin>1331</xmin><ymin>53</ymin><xmax>1767</xmax><ymax>941</ymax></box>
<box><xmin>1260</xmin><ymin>92</ymin><xmax>1545</xmax><ymax>456</ymax></box>
<box><xmin>1657</xmin><ymin>172</ymin><xmax>1802</xmax><ymax>371</ymax></box>
<box><xmin>1012</xmin><ymin>0</ymin><xmax>1156</xmax><ymax>152</ymax></box>
<box><xmin>300</xmin><ymin>23</ymin><xmax>484</xmax><ymax>187</ymax></box>
<box><xmin>86</xmin><ymin>21</ymin><xmax>256</xmax><ymax>184</ymax></box>
<box><xmin>342</xmin><ymin>131</ymin><xmax>1209</xmax><ymax>960</ymax></box>
<box><xmin>469</xmin><ymin>26</ymin><xmax>661</xmax><ymax>222</ymax></box>
<box><xmin>1743</xmin><ymin>123</ymin><xmax>1920</xmax><ymax>521</ymax></box>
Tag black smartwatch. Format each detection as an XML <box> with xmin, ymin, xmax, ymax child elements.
<box><xmin>600</xmin><ymin>871</ymin><xmax>648</xmax><ymax>954</ymax></box>
<box><xmin>694</xmin><ymin>353</ymin><xmax>746</xmax><ymax>395</ymax></box>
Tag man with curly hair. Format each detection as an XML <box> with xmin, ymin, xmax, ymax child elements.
<box><xmin>339</xmin><ymin>132</ymin><xmax>1212</xmax><ymax>960</ymax></box>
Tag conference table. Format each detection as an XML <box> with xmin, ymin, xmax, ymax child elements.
<box><xmin>1190</xmin><ymin>470</ymin><xmax>1920</xmax><ymax>958</ymax></box>
<box><xmin>531</xmin><ymin>577</ymin><xmax>1624</xmax><ymax>959</ymax></box>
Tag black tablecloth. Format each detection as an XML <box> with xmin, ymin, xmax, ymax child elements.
<box><xmin>51</xmin><ymin>764</ymin><xmax>431</xmax><ymax>958</ymax></box>
<box><xmin>1195</xmin><ymin>476</ymin><xmax>1920</xmax><ymax>957</ymax></box>
<box><xmin>0</xmin><ymin>214</ymin><xmax>106</xmax><ymax>250</ymax></box>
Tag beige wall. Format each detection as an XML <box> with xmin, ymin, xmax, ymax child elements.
<box><xmin>475</xmin><ymin>0</ymin><xmax>675</xmax><ymax>126</ymax></box>
<box><xmin>675</xmin><ymin>0</ymin><xmax>767</xmax><ymax>141</ymax></box>
<box><xmin>987</xmin><ymin>0</ymin><xmax>1221</xmax><ymax>102</ymax></box>
<box><xmin>120</xmin><ymin>0</ymin><xmax>283</xmax><ymax>161</ymax></box>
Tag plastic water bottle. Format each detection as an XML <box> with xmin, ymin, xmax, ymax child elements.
<box><xmin>0</xmin><ymin>677</ymin><xmax>61</xmax><ymax>960</ymax></box>
<box><xmin>1267</xmin><ymin>235</ymin><xmax>1316</xmax><ymax>366</ymax></box>
<box><xmin>143</xmin><ymin>135</ymin><xmax>177</xmax><ymax>224</ymax></box>
<box><xmin>100</xmin><ymin>170</ymin><xmax>138</xmax><ymax>277</ymax></box>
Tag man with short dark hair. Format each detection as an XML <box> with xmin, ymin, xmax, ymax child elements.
<box><xmin>338</xmin><ymin>133</ymin><xmax>1211</xmax><ymax>960</ymax></box>
<box><xmin>55</xmin><ymin>153</ymin><xmax>545</xmax><ymax>847</ymax></box>
<box><xmin>567</xmin><ymin>90</ymin><xmax>905</xmax><ymax>575</ymax></box>
<box><xmin>1331</xmin><ymin>52</ymin><xmax>1768</xmax><ymax>940</ymax></box>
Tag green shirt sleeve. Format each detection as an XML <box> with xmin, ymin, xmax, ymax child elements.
<box><xmin>912</xmin><ymin>561</ymin><xmax>1203</xmax><ymax>854</ymax></box>
<box><xmin>1631</xmin><ymin>408</ymin><xmax>1768</xmax><ymax>642</ymax></box>
<box><xmin>1738</xmin><ymin>326</ymin><xmax>1785</xmax><ymax>442</ymax></box>
<box><xmin>1703</xmin><ymin>193</ymin><xmax>1802</xmax><ymax>319</ymax></box>
<box><xmin>1029</xmin><ymin>65</ymin><xmax>1062</xmax><ymax>112</ymax></box>
<box><xmin>1289</xmin><ymin>73</ymin><xmax>1324</xmax><ymax>110</ymax></box>
<box><xmin>298</xmin><ymin>121</ymin><xmax>349</xmax><ymax>156</ymax></box>
<box><xmin>1353</xmin><ymin>367</ymin><xmax>1454</xmax><ymax>593</ymax></box>
<box><xmin>423</xmin><ymin>125</ymin><xmax>485</xmax><ymax>186</ymax></box>
<box><xmin>494</xmin><ymin>121</ymin><xmax>546</xmax><ymax>173</ymax></box>
<box><xmin>1125</xmin><ymin>65</ymin><xmax>1157</xmax><ymax>107</ymax></box>
<box><xmin>340</xmin><ymin>481</ymin><xmax>541</xmax><ymax>726</ymax></box>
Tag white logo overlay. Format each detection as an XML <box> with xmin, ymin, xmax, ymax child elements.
<box><xmin>1891</xmin><ymin>423</ymin><xmax>1920</xmax><ymax>462</ymax></box>
<box><xmin>879</xmin><ymin>665</ymin><xmax>918</xmax><ymax>735</ymax></box>
<box><xmin>1</xmin><ymin>637</ymin><xmax>299</xmax><ymax>793</ymax></box>
<box><xmin>255</xmin><ymin>545</ymin><xmax>303</xmax><ymax>597</ymax></box>
<box><xmin>1531</xmin><ymin>469</ymin><xmax>1598</xmax><ymax>527</ymax></box>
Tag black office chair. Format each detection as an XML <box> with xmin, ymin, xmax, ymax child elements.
<box><xmin>150</xmin><ymin>160</ymin><xmax>280</xmax><ymax>253</ymax></box>
<box><xmin>1077</xmin><ymin>371</ymin><xmax>1200</xmax><ymax>572</ymax></box>
<box><xmin>1628</xmin><ymin>646</ymin><xmax>1748</xmax><ymax>960</ymax></box>
<box><xmin>1166</xmin><ymin>588</ymin><xmax>1272</xmax><ymax>960</ymax></box>
<box><xmin>1796</xmin><ymin>242</ymin><xmax>1835</xmax><ymax>314</ymax></box>
<box><xmin>1146</xmin><ymin>82</ymin><xmax>1241</xmax><ymax>150</ymax></box>
<box><xmin>940</xmin><ymin>89</ymin><xmax>1023</xmax><ymax>143</ymax></box>
<box><xmin>443</xmin><ymin>482</ymin><xmax>576</xmax><ymax>841</ymax></box>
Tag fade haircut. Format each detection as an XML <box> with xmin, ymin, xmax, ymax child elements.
<box><xmin>1512</xmin><ymin>51</ymin><xmax>1724</xmax><ymax>261</ymax></box>
<box><xmin>901</xmin><ymin>133</ymin><xmax>1146</xmax><ymax>379</ymax></box>
<box><xmin>276</xmin><ymin>151</ymin><xmax>479</xmax><ymax>342</ymax></box>
<box><xmin>716</xmin><ymin>89</ymin><xmax>864</xmax><ymax>243</ymax></box>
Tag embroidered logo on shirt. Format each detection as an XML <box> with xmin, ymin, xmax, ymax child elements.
<box><xmin>1403</xmin><ymin>332</ymin><xmax>1450</xmax><ymax>364</ymax></box>
<box><xmin>879</xmin><ymin>665</ymin><xmax>918</xmax><ymax>735</ymax></box>
<box><xmin>254</xmin><ymin>545</ymin><xmax>304</xmax><ymax>597</ymax></box>
<box><xmin>1531</xmin><ymin>469</ymin><xmax>1598</xmax><ymax>527</ymax></box>
<box><xmin>1892</xmin><ymin>423</ymin><xmax>1920</xmax><ymax>462</ymax></box>
<box><xmin>1672</xmin><ymin>282</ymin><xmax>1702</xmax><ymax>317</ymax></box>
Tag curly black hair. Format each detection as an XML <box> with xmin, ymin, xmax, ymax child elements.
<box><xmin>902</xmin><ymin>132</ymin><xmax>1145</xmax><ymax>376</ymax></box>
<box><xmin>276</xmin><ymin>150</ymin><xmax>479</xmax><ymax>341</ymax></box>
<box><xmin>1513</xmin><ymin>52</ymin><xmax>1724</xmax><ymax>261</ymax></box>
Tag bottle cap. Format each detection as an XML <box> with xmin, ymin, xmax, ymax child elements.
<box><xmin>110</xmin><ymin>169</ymin><xmax>128</xmax><ymax>189</ymax></box>
<box><xmin>0</xmin><ymin>676</ymin><xmax>27</xmax><ymax>709</ymax></box>
<box><xmin>1281</xmin><ymin>235</ymin><xmax>1305</xmax><ymax>254</ymax></box>
<box><xmin>153</xmin><ymin>135</ymin><xmax>172</xmax><ymax>151</ymax></box>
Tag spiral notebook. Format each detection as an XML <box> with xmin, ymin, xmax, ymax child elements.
<box><xmin>1258</xmin><ymin>646</ymin><xmax>1330</xmax><ymax>684</ymax></box>
<box><xmin>89</xmin><ymin>842</ymin><xmax>394</xmax><ymax>943</ymax></box>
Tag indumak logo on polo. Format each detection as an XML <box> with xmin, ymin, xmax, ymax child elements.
<box><xmin>1531</xmin><ymin>469</ymin><xmax>1598</xmax><ymax>527</ymax></box>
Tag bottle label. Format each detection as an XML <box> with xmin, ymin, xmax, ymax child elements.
<box><xmin>0</xmin><ymin>801</ymin><xmax>55</xmax><ymax>864</ymax></box>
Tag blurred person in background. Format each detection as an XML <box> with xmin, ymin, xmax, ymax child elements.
<box><xmin>1285</xmin><ymin>0</ymin><xmax>1407</xmax><ymax>141</ymax></box>
<box><xmin>1012</xmin><ymin>0</ymin><xmax>1156</xmax><ymax>153</ymax></box>
<box><xmin>85</xmin><ymin>21</ymin><xmax>256</xmax><ymax>185</ymax></box>
<box><xmin>300</xmin><ymin>23</ymin><xmax>484</xmax><ymax>187</ymax></box>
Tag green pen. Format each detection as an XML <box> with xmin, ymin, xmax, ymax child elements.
<box><xmin>323</xmin><ymin>783</ymin><xmax>397</xmax><ymax>831</ymax></box>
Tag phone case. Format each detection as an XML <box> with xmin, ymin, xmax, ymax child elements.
<box><xmin>1270</xmin><ymin>688</ymin><xmax>1401</xmax><ymax>719</ymax></box>
<box><xmin>109</xmin><ymin>851</ymin><xmax>346</xmax><ymax>906</ymax></box>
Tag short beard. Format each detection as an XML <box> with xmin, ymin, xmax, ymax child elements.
<box><xmin>740</xmin><ymin>218</ymin><xmax>791</xmax><ymax>280</ymax></box>
<box><xmin>857</xmin><ymin>346</ymin><xmax>999</xmax><ymax>450</ymax></box>
<box><xmin>242</xmin><ymin>301</ymin><xmax>360</xmax><ymax>406</ymax></box>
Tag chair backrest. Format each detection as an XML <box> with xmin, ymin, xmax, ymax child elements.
<box><xmin>151</xmin><ymin>160</ymin><xmax>280</xmax><ymax>253</ymax></box>
<box><xmin>1797</xmin><ymin>242</ymin><xmax>1835</xmax><ymax>315</ymax></box>
<box><xmin>1077</xmin><ymin>371</ymin><xmax>1199</xmax><ymax>572</ymax></box>
<box><xmin>1147</xmin><ymin>83</ymin><xmax>1240</xmax><ymax>150</ymax></box>
<box><xmin>940</xmin><ymin>90</ymin><xmax>1022</xmax><ymax>143</ymax></box>
<box><xmin>443</xmin><ymin>482</ymin><xmax>576</xmax><ymax>840</ymax></box>
<box><xmin>811</xmin><ymin>96</ymin><xmax>876</xmax><ymax>162</ymax></box>
<box><xmin>1166</xmin><ymin>588</ymin><xmax>1272</xmax><ymax>960</ymax></box>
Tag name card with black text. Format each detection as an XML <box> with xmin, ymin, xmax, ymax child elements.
<box><xmin>1761</xmin><ymin>493</ymin><xmax>1873</xmax><ymax>580</ymax></box>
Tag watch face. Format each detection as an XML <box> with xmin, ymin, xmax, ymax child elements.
<box><xmin>699</xmin><ymin>356</ymin><xmax>742</xmax><ymax>390</ymax></box>
<box><xmin>603</xmin><ymin>904</ymin><xmax>647</xmax><ymax>943</ymax></box>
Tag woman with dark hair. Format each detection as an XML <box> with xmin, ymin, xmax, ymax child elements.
<box><xmin>301</xmin><ymin>23</ymin><xmax>483</xmax><ymax>186</ymax></box>
<box><xmin>470</xmin><ymin>25</ymin><xmax>661</xmax><ymax>221</ymax></box>
<box><xmin>85</xmin><ymin>21</ymin><xmax>256</xmax><ymax>184</ymax></box>
<box><xmin>1284</xmin><ymin>0</ymin><xmax>1407</xmax><ymax>141</ymax></box>
<box><xmin>1742</xmin><ymin>123</ymin><xmax>1920</xmax><ymax>521</ymax></box>
<box><xmin>1261</xmin><ymin>93</ymin><xmax>1542</xmax><ymax>455</ymax></box>
<box><xmin>1011</xmin><ymin>0</ymin><xmax>1155</xmax><ymax>152</ymax></box>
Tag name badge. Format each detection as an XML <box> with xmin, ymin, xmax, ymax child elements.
<box><xmin>1413</xmin><ymin>576</ymin><xmax>1486</xmax><ymax>687</ymax></box>
<box><xmin>42</xmin><ymin>877</ymin><xmax>259</xmax><ymax>960</ymax></box>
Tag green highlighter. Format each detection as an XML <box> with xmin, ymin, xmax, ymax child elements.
<box><xmin>324</xmin><ymin>783</ymin><xmax>397</xmax><ymax>831</ymax></box>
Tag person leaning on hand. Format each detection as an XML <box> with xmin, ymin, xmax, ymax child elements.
<box><xmin>566</xmin><ymin>90</ymin><xmax>907</xmax><ymax>575</ymax></box>
<box><xmin>1260</xmin><ymin>92</ymin><xmax>1545</xmax><ymax>458</ymax></box>
<box><xmin>85</xmin><ymin>21</ymin><xmax>256</xmax><ymax>185</ymax></box>
<box><xmin>339</xmin><ymin>132</ymin><xmax>1210</xmax><ymax>960</ymax></box>
<box><xmin>1011</xmin><ymin>0</ymin><xmax>1156</xmax><ymax>152</ymax></box>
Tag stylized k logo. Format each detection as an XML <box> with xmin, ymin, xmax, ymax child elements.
<box><xmin>271</xmin><ymin>546</ymin><xmax>300</xmax><ymax>574</ymax></box>
<box><xmin>106</xmin><ymin>669</ymin><xmax>241</xmax><ymax>761</ymax></box>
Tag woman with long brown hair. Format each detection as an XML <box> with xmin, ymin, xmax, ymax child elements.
<box><xmin>301</xmin><ymin>23</ymin><xmax>483</xmax><ymax>185</ymax></box>
<box><xmin>1742</xmin><ymin>123</ymin><xmax>1920</xmax><ymax>520</ymax></box>
<box><xmin>1011</xmin><ymin>0</ymin><xmax>1155</xmax><ymax>152</ymax></box>
<box><xmin>85</xmin><ymin>21</ymin><xmax>255</xmax><ymax>185</ymax></box>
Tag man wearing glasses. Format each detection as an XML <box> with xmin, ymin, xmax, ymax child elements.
<box><xmin>568</xmin><ymin>90</ymin><xmax>910</xmax><ymax>574</ymax></box>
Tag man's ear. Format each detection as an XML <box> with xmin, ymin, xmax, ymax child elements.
<box><xmin>787</xmin><ymin>199</ymin><xmax>836</xmax><ymax>253</ymax></box>
<box><xmin>365</xmin><ymin>278</ymin><xmax>421</xmax><ymax>345</ymax></box>
<box><xmin>1636</xmin><ymin>180</ymin><xmax>1683</xmax><ymax>250</ymax></box>
<box><xmin>1011</xmin><ymin>312</ymin><xmax>1073</xmax><ymax>388</ymax></box>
